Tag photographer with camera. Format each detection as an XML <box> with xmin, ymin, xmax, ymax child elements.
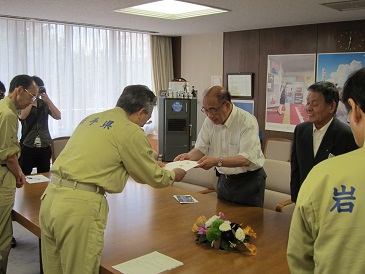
<box><xmin>18</xmin><ymin>75</ymin><xmax>61</xmax><ymax>175</ymax></box>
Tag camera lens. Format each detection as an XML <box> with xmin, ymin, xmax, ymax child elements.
<box><xmin>39</xmin><ymin>86</ymin><xmax>46</xmax><ymax>93</ymax></box>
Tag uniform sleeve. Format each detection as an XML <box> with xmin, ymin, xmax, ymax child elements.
<box><xmin>121</xmin><ymin>128</ymin><xmax>175</xmax><ymax>188</ymax></box>
<box><xmin>287</xmin><ymin>202</ymin><xmax>316</xmax><ymax>273</ymax></box>
<box><xmin>0</xmin><ymin>113</ymin><xmax>20</xmax><ymax>162</ymax></box>
<box><xmin>287</xmin><ymin>170</ymin><xmax>320</xmax><ymax>273</ymax></box>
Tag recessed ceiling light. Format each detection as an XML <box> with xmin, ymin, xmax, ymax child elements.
<box><xmin>115</xmin><ymin>0</ymin><xmax>229</xmax><ymax>20</ymax></box>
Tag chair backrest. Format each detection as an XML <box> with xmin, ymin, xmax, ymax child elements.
<box><xmin>263</xmin><ymin>158</ymin><xmax>294</xmax><ymax>214</ymax></box>
<box><xmin>181</xmin><ymin>167</ymin><xmax>217</xmax><ymax>190</ymax></box>
<box><xmin>264</xmin><ymin>137</ymin><xmax>293</xmax><ymax>162</ymax></box>
<box><xmin>51</xmin><ymin>136</ymin><xmax>70</xmax><ymax>163</ymax></box>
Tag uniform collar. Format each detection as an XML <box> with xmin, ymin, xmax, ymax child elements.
<box><xmin>3</xmin><ymin>96</ymin><xmax>18</xmax><ymax>115</ymax></box>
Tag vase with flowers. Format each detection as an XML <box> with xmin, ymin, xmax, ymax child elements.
<box><xmin>192</xmin><ymin>212</ymin><xmax>257</xmax><ymax>255</ymax></box>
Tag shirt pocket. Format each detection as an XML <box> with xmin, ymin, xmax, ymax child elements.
<box><xmin>228</xmin><ymin>142</ymin><xmax>240</xmax><ymax>155</ymax></box>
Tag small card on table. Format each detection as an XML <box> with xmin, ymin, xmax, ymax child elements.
<box><xmin>173</xmin><ymin>195</ymin><xmax>199</xmax><ymax>204</ymax></box>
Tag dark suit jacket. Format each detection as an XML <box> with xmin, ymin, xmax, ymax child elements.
<box><xmin>290</xmin><ymin>118</ymin><xmax>358</xmax><ymax>202</ymax></box>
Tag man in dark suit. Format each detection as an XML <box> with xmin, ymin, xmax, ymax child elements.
<box><xmin>290</xmin><ymin>81</ymin><xmax>358</xmax><ymax>202</ymax></box>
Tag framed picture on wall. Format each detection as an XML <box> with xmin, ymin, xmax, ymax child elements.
<box><xmin>232</xmin><ymin>99</ymin><xmax>254</xmax><ymax>115</ymax></box>
<box><xmin>227</xmin><ymin>72</ymin><xmax>253</xmax><ymax>99</ymax></box>
<box><xmin>317</xmin><ymin>52</ymin><xmax>365</xmax><ymax>125</ymax></box>
<box><xmin>265</xmin><ymin>54</ymin><xmax>316</xmax><ymax>133</ymax></box>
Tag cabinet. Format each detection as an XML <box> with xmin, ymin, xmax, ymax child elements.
<box><xmin>158</xmin><ymin>97</ymin><xmax>197</xmax><ymax>162</ymax></box>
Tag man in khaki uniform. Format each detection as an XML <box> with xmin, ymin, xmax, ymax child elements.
<box><xmin>287</xmin><ymin>68</ymin><xmax>365</xmax><ymax>273</ymax></box>
<box><xmin>39</xmin><ymin>85</ymin><xmax>186</xmax><ymax>274</ymax></box>
<box><xmin>0</xmin><ymin>75</ymin><xmax>38</xmax><ymax>274</ymax></box>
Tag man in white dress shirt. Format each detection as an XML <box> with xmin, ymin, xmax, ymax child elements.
<box><xmin>174</xmin><ymin>85</ymin><xmax>266</xmax><ymax>207</ymax></box>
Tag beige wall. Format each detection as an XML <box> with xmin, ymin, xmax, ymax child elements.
<box><xmin>181</xmin><ymin>33</ymin><xmax>223</xmax><ymax>132</ymax></box>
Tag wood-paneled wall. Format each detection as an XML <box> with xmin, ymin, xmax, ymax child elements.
<box><xmin>223</xmin><ymin>19</ymin><xmax>365</xmax><ymax>145</ymax></box>
<box><xmin>172</xmin><ymin>37</ymin><xmax>182</xmax><ymax>78</ymax></box>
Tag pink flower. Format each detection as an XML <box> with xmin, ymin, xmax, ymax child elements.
<box><xmin>197</xmin><ymin>227</ymin><xmax>208</xmax><ymax>235</ymax></box>
<box><xmin>218</xmin><ymin>212</ymin><xmax>228</xmax><ymax>220</ymax></box>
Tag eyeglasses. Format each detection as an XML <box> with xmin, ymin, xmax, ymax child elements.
<box><xmin>24</xmin><ymin>88</ymin><xmax>37</xmax><ymax>102</ymax></box>
<box><xmin>201</xmin><ymin>103</ymin><xmax>225</xmax><ymax>115</ymax></box>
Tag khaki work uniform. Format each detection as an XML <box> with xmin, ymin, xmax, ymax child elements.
<box><xmin>288</xmin><ymin>146</ymin><xmax>365</xmax><ymax>273</ymax></box>
<box><xmin>40</xmin><ymin>107</ymin><xmax>175</xmax><ymax>274</ymax></box>
<box><xmin>0</xmin><ymin>97</ymin><xmax>20</xmax><ymax>274</ymax></box>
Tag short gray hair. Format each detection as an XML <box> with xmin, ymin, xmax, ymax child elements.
<box><xmin>116</xmin><ymin>85</ymin><xmax>157</xmax><ymax>115</ymax></box>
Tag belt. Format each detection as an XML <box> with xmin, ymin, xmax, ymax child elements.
<box><xmin>222</xmin><ymin>173</ymin><xmax>247</xmax><ymax>180</ymax></box>
<box><xmin>51</xmin><ymin>177</ymin><xmax>106</xmax><ymax>195</ymax></box>
<box><xmin>221</xmin><ymin>168</ymin><xmax>261</xmax><ymax>180</ymax></box>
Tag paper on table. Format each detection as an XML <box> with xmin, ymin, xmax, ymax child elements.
<box><xmin>164</xmin><ymin>160</ymin><xmax>198</xmax><ymax>172</ymax></box>
<box><xmin>26</xmin><ymin>174</ymin><xmax>50</xmax><ymax>184</ymax></box>
<box><xmin>112</xmin><ymin>251</ymin><xmax>183</xmax><ymax>274</ymax></box>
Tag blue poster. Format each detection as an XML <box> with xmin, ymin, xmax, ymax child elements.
<box><xmin>317</xmin><ymin>52</ymin><xmax>365</xmax><ymax>124</ymax></box>
<box><xmin>232</xmin><ymin>100</ymin><xmax>254</xmax><ymax>115</ymax></box>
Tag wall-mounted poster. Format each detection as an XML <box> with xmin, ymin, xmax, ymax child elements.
<box><xmin>265</xmin><ymin>54</ymin><xmax>316</xmax><ymax>133</ymax></box>
<box><xmin>232</xmin><ymin>100</ymin><xmax>254</xmax><ymax>115</ymax></box>
<box><xmin>317</xmin><ymin>52</ymin><xmax>365</xmax><ymax>124</ymax></box>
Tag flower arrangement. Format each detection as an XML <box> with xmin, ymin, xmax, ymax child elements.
<box><xmin>192</xmin><ymin>212</ymin><xmax>257</xmax><ymax>255</ymax></box>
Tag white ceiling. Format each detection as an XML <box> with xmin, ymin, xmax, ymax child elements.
<box><xmin>1</xmin><ymin>0</ymin><xmax>364</xmax><ymax>36</ymax></box>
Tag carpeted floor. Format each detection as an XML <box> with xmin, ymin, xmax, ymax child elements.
<box><xmin>7</xmin><ymin>221</ymin><xmax>40</xmax><ymax>274</ymax></box>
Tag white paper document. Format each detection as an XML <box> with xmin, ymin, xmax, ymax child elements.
<box><xmin>164</xmin><ymin>160</ymin><xmax>198</xmax><ymax>172</ymax></box>
<box><xmin>112</xmin><ymin>251</ymin><xmax>183</xmax><ymax>274</ymax></box>
<box><xmin>26</xmin><ymin>174</ymin><xmax>50</xmax><ymax>184</ymax></box>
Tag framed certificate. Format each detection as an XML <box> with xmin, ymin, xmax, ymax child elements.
<box><xmin>227</xmin><ymin>72</ymin><xmax>253</xmax><ymax>99</ymax></box>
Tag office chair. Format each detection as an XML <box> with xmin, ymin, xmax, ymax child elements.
<box><xmin>51</xmin><ymin>136</ymin><xmax>70</xmax><ymax>163</ymax></box>
<box><xmin>264</xmin><ymin>137</ymin><xmax>293</xmax><ymax>162</ymax></box>
<box><xmin>263</xmin><ymin>159</ymin><xmax>294</xmax><ymax>215</ymax></box>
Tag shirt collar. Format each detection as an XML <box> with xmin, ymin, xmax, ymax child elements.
<box><xmin>222</xmin><ymin>103</ymin><xmax>236</xmax><ymax>128</ymax></box>
<box><xmin>312</xmin><ymin>117</ymin><xmax>333</xmax><ymax>133</ymax></box>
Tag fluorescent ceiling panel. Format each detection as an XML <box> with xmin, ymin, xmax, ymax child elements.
<box><xmin>322</xmin><ymin>0</ymin><xmax>365</xmax><ymax>11</ymax></box>
<box><xmin>115</xmin><ymin>0</ymin><xmax>229</xmax><ymax>20</ymax></box>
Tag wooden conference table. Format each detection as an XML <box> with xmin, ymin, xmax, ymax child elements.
<box><xmin>13</xmin><ymin>173</ymin><xmax>292</xmax><ymax>274</ymax></box>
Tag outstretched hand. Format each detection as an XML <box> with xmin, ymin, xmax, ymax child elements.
<box><xmin>174</xmin><ymin>153</ymin><xmax>190</xmax><ymax>161</ymax></box>
<box><xmin>197</xmin><ymin>156</ymin><xmax>218</xmax><ymax>170</ymax></box>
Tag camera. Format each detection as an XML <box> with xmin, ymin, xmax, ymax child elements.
<box><xmin>38</xmin><ymin>86</ymin><xmax>46</xmax><ymax>94</ymax></box>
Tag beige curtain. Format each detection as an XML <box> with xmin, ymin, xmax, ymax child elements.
<box><xmin>150</xmin><ymin>35</ymin><xmax>174</xmax><ymax>135</ymax></box>
<box><xmin>151</xmin><ymin>35</ymin><xmax>174</xmax><ymax>94</ymax></box>
<box><xmin>0</xmin><ymin>18</ymin><xmax>153</xmax><ymax>137</ymax></box>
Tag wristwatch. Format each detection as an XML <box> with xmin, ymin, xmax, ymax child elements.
<box><xmin>217</xmin><ymin>157</ymin><xmax>223</xmax><ymax>167</ymax></box>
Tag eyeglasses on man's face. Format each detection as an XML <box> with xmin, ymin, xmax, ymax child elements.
<box><xmin>24</xmin><ymin>88</ymin><xmax>37</xmax><ymax>102</ymax></box>
<box><xmin>201</xmin><ymin>103</ymin><xmax>225</xmax><ymax>115</ymax></box>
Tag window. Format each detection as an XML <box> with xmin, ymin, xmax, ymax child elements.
<box><xmin>0</xmin><ymin>18</ymin><xmax>154</xmax><ymax>137</ymax></box>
